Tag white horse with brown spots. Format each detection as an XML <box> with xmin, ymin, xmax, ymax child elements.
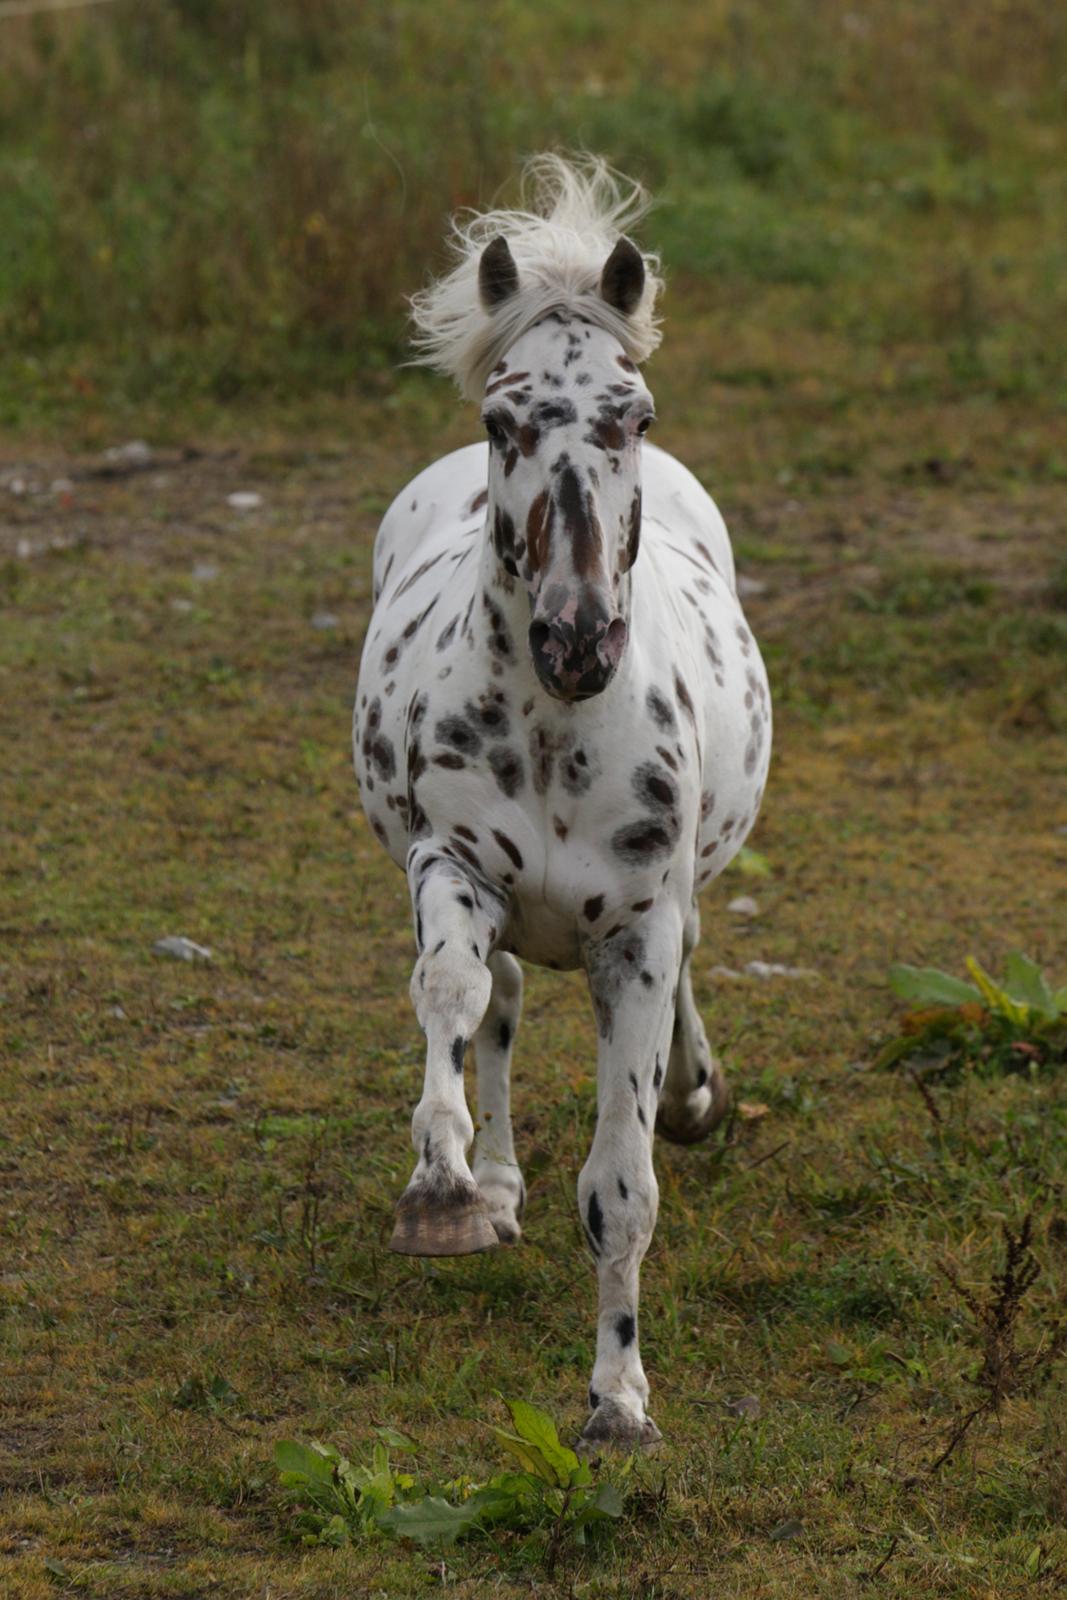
<box><xmin>353</xmin><ymin>156</ymin><xmax>771</xmax><ymax>1448</ymax></box>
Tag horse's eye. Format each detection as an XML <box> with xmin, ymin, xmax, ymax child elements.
<box><xmin>636</xmin><ymin>415</ymin><xmax>655</xmax><ymax>436</ymax></box>
<box><xmin>485</xmin><ymin>418</ymin><xmax>506</xmax><ymax>448</ymax></box>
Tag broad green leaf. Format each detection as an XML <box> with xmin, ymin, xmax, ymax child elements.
<box><xmin>1002</xmin><ymin>952</ymin><xmax>1056</xmax><ymax>1017</ymax></box>
<box><xmin>377</xmin><ymin>1495</ymin><xmax>481</xmax><ymax>1545</ymax></box>
<box><xmin>504</xmin><ymin>1399</ymin><xmax>580</xmax><ymax>1487</ymax></box>
<box><xmin>875</xmin><ymin>1033</ymin><xmax>926</xmax><ymax>1070</ymax></box>
<box><xmin>492</xmin><ymin>1428</ymin><xmax>557</xmax><ymax>1484</ymax></box>
<box><xmin>465</xmin><ymin>1480</ymin><xmax>531</xmax><ymax>1525</ymax></box>
<box><xmin>1054</xmin><ymin>986</ymin><xmax>1067</xmax><ymax>1014</ymax></box>
<box><xmin>317</xmin><ymin>1513</ymin><xmax>350</xmax><ymax>1547</ymax></box>
<box><xmin>275</xmin><ymin>1440</ymin><xmax>336</xmax><ymax>1486</ymax></box>
<box><xmin>374</xmin><ymin>1425</ymin><xmax>418</xmax><ymax>1453</ymax></box>
<box><xmin>965</xmin><ymin>956</ymin><xmax>1029</xmax><ymax>1025</ymax></box>
<box><xmin>571</xmin><ymin>1480</ymin><xmax>625</xmax><ymax>1531</ymax></box>
<box><xmin>888</xmin><ymin>964</ymin><xmax>982</xmax><ymax>1007</ymax></box>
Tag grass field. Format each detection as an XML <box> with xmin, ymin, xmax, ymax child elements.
<box><xmin>2</xmin><ymin>1</ymin><xmax>1067</xmax><ymax>1596</ymax></box>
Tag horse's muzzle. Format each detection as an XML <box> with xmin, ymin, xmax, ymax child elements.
<box><xmin>528</xmin><ymin>610</ymin><xmax>628</xmax><ymax>702</ymax></box>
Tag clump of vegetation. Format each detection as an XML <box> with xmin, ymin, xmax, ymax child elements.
<box><xmin>275</xmin><ymin>1400</ymin><xmax>623</xmax><ymax>1571</ymax></box>
<box><xmin>878</xmin><ymin>953</ymin><xmax>1067</xmax><ymax>1079</ymax></box>
<box><xmin>928</xmin><ymin>1216</ymin><xmax>1067</xmax><ymax>1474</ymax></box>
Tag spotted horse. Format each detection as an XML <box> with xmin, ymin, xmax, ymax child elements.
<box><xmin>353</xmin><ymin>156</ymin><xmax>771</xmax><ymax>1450</ymax></box>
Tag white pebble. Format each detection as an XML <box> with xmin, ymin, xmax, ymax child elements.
<box><xmin>226</xmin><ymin>491</ymin><xmax>263</xmax><ymax>511</ymax></box>
<box><xmin>744</xmin><ymin>960</ymin><xmax>819</xmax><ymax>980</ymax></box>
<box><xmin>104</xmin><ymin>440</ymin><xmax>153</xmax><ymax>468</ymax></box>
<box><xmin>727</xmin><ymin>895</ymin><xmax>760</xmax><ymax>917</ymax></box>
<box><xmin>153</xmin><ymin>936</ymin><xmax>212</xmax><ymax>963</ymax></box>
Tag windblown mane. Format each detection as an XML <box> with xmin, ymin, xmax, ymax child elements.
<box><xmin>409</xmin><ymin>154</ymin><xmax>664</xmax><ymax>401</ymax></box>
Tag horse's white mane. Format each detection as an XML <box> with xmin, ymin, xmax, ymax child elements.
<box><xmin>409</xmin><ymin>154</ymin><xmax>664</xmax><ymax>401</ymax></box>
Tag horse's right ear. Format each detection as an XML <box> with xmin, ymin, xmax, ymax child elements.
<box><xmin>478</xmin><ymin>236</ymin><xmax>520</xmax><ymax>310</ymax></box>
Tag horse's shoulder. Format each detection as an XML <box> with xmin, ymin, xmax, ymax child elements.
<box><xmin>642</xmin><ymin>446</ymin><xmax>736</xmax><ymax>594</ymax></box>
<box><xmin>374</xmin><ymin>442</ymin><xmax>489</xmax><ymax>587</ymax></box>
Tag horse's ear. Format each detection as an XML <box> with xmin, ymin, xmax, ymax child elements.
<box><xmin>599</xmin><ymin>236</ymin><xmax>645</xmax><ymax>316</ymax></box>
<box><xmin>478</xmin><ymin>236</ymin><xmax>520</xmax><ymax>310</ymax></box>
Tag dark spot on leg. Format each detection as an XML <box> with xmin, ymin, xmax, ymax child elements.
<box><xmin>586</xmin><ymin>1190</ymin><xmax>604</xmax><ymax>1252</ymax></box>
<box><xmin>617</xmin><ymin>1176</ymin><xmax>628</xmax><ymax>1200</ymax></box>
<box><xmin>583</xmin><ymin>894</ymin><xmax>604</xmax><ymax>922</ymax></box>
<box><xmin>615</xmin><ymin>1313</ymin><xmax>636</xmax><ymax>1348</ymax></box>
<box><xmin>451</xmin><ymin>1037</ymin><xmax>466</xmax><ymax>1074</ymax></box>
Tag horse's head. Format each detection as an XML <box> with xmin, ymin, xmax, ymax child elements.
<box><xmin>478</xmin><ymin>236</ymin><xmax>655</xmax><ymax>703</ymax></box>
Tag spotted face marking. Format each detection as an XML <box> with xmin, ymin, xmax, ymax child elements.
<box><xmin>478</xmin><ymin>314</ymin><xmax>656</xmax><ymax>703</ymax></box>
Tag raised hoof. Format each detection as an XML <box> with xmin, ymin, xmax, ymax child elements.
<box><xmin>656</xmin><ymin>1068</ymin><xmax>730</xmax><ymax>1146</ymax></box>
<box><xmin>389</xmin><ymin>1191</ymin><xmax>499</xmax><ymax>1257</ymax></box>
<box><xmin>577</xmin><ymin>1399</ymin><xmax>663</xmax><ymax>1455</ymax></box>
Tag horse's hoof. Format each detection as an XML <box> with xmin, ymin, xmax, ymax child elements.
<box><xmin>389</xmin><ymin>1190</ymin><xmax>499</xmax><ymax>1256</ymax></box>
<box><xmin>656</xmin><ymin>1069</ymin><xmax>730</xmax><ymax>1145</ymax></box>
<box><xmin>476</xmin><ymin>1184</ymin><xmax>524</xmax><ymax>1245</ymax></box>
<box><xmin>576</xmin><ymin>1399</ymin><xmax>663</xmax><ymax>1454</ymax></box>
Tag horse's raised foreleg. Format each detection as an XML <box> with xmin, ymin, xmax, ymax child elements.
<box><xmin>655</xmin><ymin>903</ymin><xmax>730</xmax><ymax>1144</ymax></box>
<box><xmin>577</xmin><ymin>911</ymin><xmax>683</xmax><ymax>1451</ymax></box>
<box><xmin>471</xmin><ymin>951</ymin><xmax>525</xmax><ymax>1244</ymax></box>
<box><xmin>390</xmin><ymin>848</ymin><xmax>504</xmax><ymax>1257</ymax></box>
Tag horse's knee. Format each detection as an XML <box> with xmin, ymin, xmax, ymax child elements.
<box><xmin>411</xmin><ymin>942</ymin><xmax>492</xmax><ymax>1041</ymax></box>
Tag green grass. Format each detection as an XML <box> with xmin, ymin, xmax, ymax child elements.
<box><xmin>1</xmin><ymin>399</ymin><xmax>1065</xmax><ymax>1594</ymax></box>
<box><xmin>1</xmin><ymin>1</ymin><xmax>1066</xmax><ymax>428</ymax></box>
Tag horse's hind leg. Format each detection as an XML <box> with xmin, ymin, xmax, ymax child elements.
<box><xmin>655</xmin><ymin>904</ymin><xmax>730</xmax><ymax>1145</ymax></box>
<box><xmin>390</xmin><ymin>847</ymin><xmax>503</xmax><ymax>1257</ymax></box>
<box><xmin>471</xmin><ymin>952</ymin><xmax>525</xmax><ymax>1244</ymax></box>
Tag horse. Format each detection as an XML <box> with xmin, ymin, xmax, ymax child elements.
<box><xmin>353</xmin><ymin>156</ymin><xmax>771</xmax><ymax>1449</ymax></box>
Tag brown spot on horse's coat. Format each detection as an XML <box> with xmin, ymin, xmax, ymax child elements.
<box><xmin>492</xmin><ymin>829</ymin><xmax>524</xmax><ymax>870</ymax></box>
<box><xmin>485</xmin><ymin>369</ymin><xmax>530</xmax><ymax>396</ymax></box>
<box><xmin>526</xmin><ymin>491</ymin><xmax>553</xmax><ymax>572</ymax></box>
<box><xmin>557</xmin><ymin>465</ymin><xmax>602</xmax><ymax>578</ymax></box>
<box><xmin>674</xmin><ymin>670</ymin><xmax>696</xmax><ymax>723</ymax></box>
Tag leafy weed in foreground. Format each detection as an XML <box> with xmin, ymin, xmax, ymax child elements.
<box><xmin>878</xmin><ymin>952</ymin><xmax>1067</xmax><ymax>1079</ymax></box>
<box><xmin>275</xmin><ymin>1399</ymin><xmax>623</xmax><ymax>1573</ymax></box>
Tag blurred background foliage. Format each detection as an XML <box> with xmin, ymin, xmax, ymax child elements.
<box><xmin>0</xmin><ymin>0</ymin><xmax>1065</xmax><ymax>424</ymax></box>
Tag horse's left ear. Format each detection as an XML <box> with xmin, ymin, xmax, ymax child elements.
<box><xmin>479</xmin><ymin>236</ymin><xmax>520</xmax><ymax>310</ymax></box>
<box><xmin>599</xmin><ymin>237</ymin><xmax>645</xmax><ymax>316</ymax></box>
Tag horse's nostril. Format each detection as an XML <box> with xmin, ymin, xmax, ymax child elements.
<box><xmin>599</xmin><ymin>616</ymin><xmax>628</xmax><ymax>670</ymax></box>
<box><xmin>528</xmin><ymin>620</ymin><xmax>552</xmax><ymax>656</ymax></box>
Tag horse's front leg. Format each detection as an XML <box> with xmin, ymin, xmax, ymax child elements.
<box><xmin>471</xmin><ymin>951</ymin><xmax>525</xmax><ymax>1243</ymax></box>
<box><xmin>577</xmin><ymin>908</ymin><xmax>683</xmax><ymax>1451</ymax></box>
<box><xmin>390</xmin><ymin>846</ymin><xmax>504</xmax><ymax>1257</ymax></box>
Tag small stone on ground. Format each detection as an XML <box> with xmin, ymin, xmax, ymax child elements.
<box><xmin>153</xmin><ymin>936</ymin><xmax>212</xmax><ymax>963</ymax></box>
